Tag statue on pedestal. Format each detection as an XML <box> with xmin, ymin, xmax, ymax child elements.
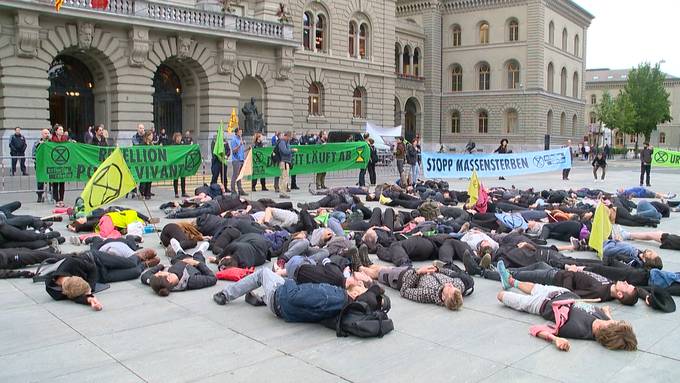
<box><xmin>242</xmin><ymin>97</ymin><xmax>264</xmax><ymax>134</ymax></box>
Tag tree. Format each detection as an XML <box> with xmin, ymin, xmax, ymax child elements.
<box><xmin>622</xmin><ymin>63</ymin><xmax>672</xmax><ymax>143</ymax></box>
<box><xmin>594</xmin><ymin>91</ymin><xmax>638</xmax><ymax>148</ymax></box>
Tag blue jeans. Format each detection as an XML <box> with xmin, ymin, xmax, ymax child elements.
<box><xmin>636</xmin><ymin>200</ymin><xmax>661</xmax><ymax>220</ymax></box>
<box><xmin>649</xmin><ymin>269</ymin><xmax>680</xmax><ymax>288</ymax></box>
<box><xmin>276</xmin><ymin>279</ymin><xmax>347</xmax><ymax>322</ymax></box>
<box><xmin>603</xmin><ymin>240</ymin><xmax>640</xmax><ymax>266</ymax></box>
<box><xmin>221</xmin><ymin>268</ymin><xmax>285</xmax><ymax>316</ymax></box>
<box><xmin>410</xmin><ymin>163</ymin><xmax>420</xmax><ymax>184</ymax></box>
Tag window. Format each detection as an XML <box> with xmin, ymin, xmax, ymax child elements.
<box><xmin>560</xmin><ymin>112</ymin><xmax>566</xmax><ymax>135</ymax></box>
<box><xmin>615</xmin><ymin>132</ymin><xmax>624</xmax><ymax>146</ymax></box>
<box><xmin>508</xmin><ymin>19</ymin><xmax>519</xmax><ymax>42</ymax></box>
<box><xmin>547</xmin><ymin>110</ymin><xmax>553</xmax><ymax>134</ymax></box>
<box><xmin>560</xmin><ymin>67</ymin><xmax>567</xmax><ymax>96</ymax></box>
<box><xmin>359</xmin><ymin>24</ymin><xmax>368</xmax><ymax>59</ymax></box>
<box><xmin>562</xmin><ymin>28</ymin><xmax>568</xmax><ymax>51</ymax></box>
<box><xmin>479</xmin><ymin>22</ymin><xmax>489</xmax><ymax>44</ymax></box>
<box><xmin>507</xmin><ymin>61</ymin><xmax>520</xmax><ymax>89</ymax></box>
<box><xmin>348</xmin><ymin>22</ymin><xmax>356</xmax><ymax>57</ymax></box>
<box><xmin>478</xmin><ymin>63</ymin><xmax>490</xmax><ymax>90</ymax></box>
<box><xmin>548</xmin><ymin>21</ymin><xmax>555</xmax><ymax>44</ymax></box>
<box><xmin>353</xmin><ymin>87</ymin><xmax>365</xmax><ymax>118</ymax></box>
<box><xmin>413</xmin><ymin>48</ymin><xmax>420</xmax><ymax>77</ymax></box>
<box><xmin>505</xmin><ymin>109</ymin><xmax>518</xmax><ymax>134</ymax></box>
<box><xmin>629</xmin><ymin>134</ymin><xmax>637</xmax><ymax>144</ymax></box>
<box><xmin>572</xmin><ymin>114</ymin><xmax>578</xmax><ymax>136</ymax></box>
<box><xmin>303</xmin><ymin>12</ymin><xmax>313</xmax><ymax>50</ymax></box>
<box><xmin>572</xmin><ymin>72</ymin><xmax>579</xmax><ymax>98</ymax></box>
<box><xmin>478</xmin><ymin>111</ymin><xmax>489</xmax><ymax>133</ymax></box>
<box><xmin>574</xmin><ymin>34</ymin><xmax>580</xmax><ymax>57</ymax></box>
<box><xmin>547</xmin><ymin>63</ymin><xmax>554</xmax><ymax>93</ymax></box>
<box><xmin>315</xmin><ymin>15</ymin><xmax>326</xmax><ymax>52</ymax></box>
<box><xmin>451</xmin><ymin>111</ymin><xmax>460</xmax><ymax>133</ymax></box>
<box><xmin>402</xmin><ymin>46</ymin><xmax>411</xmax><ymax>76</ymax></box>
<box><xmin>591</xmin><ymin>94</ymin><xmax>597</xmax><ymax>105</ymax></box>
<box><xmin>590</xmin><ymin>112</ymin><xmax>597</xmax><ymax>124</ymax></box>
<box><xmin>452</xmin><ymin>25</ymin><xmax>461</xmax><ymax>47</ymax></box>
<box><xmin>308</xmin><ymin>83</ymin><xmax>322</xmax><ymax>116</ymax></box>
<box><xmin>451</xmin><ymin>64</ymin><xmax>463</xmax><ymax>92</ymax></box>
<box><xmin>660</xmin><ymin>132</ymin><xmax>666</xmax><ymax>144</ymax></box>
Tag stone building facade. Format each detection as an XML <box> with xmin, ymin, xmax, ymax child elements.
<box><xmin>0</xmin><ymin>0</ymin><xmax>592</xmax><ymax>156</ymax></box>
<box><xmin>584</xmin><ymin>68</ymin><xmax>680</xmax><ymax>150</ymax></box>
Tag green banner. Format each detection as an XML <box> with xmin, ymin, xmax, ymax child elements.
<box><xmin>36</xmin><ymin>142</ymin><xmax>203</xmax><ymax>183</ymax></box>
<box><xmin>252</xmin><ymin>142</ymin><xmax>369</xmax><ymax>178</ymax></box>
<box><xmin>652</xmin><ymin>148</ymin><xmax>680</xmax><ymax>168</ymax></box>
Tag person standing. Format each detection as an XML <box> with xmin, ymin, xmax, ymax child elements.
<box><xmin>406</xmin><ymin>138</ymin><xmax>418</xmax><ymax>186</ymax></box>
<box><xmin>157</xmin><ymin>128</ymin><xmax>169</xmax><ymax>146</ymax></box>
<box><xmin>251</xmin><ymin>133</ymin><xmax>268</xmax><ymax>192</ymax></box>
<box><xmin>182</xmin><ymin>131</ymin><xmax>194</xmax><ymax>145</ymax></box>
<box><xmin>172</xmin><ymin>133</ymin><xmax>188</xmax><ymax>198</ymax></box>
<box><xmin>604</xmin><ymin>143</ymin><xmax>611</xmax><ymax>160</ymax></box>
<box><xmin>359</xmin><ymin>133</ymin><xmax>370</xmax><ymax>187</ymax></box>
<box><xmin>394</xmin><ymin>137</ymin><xmax>406</xmax><ymax>185</ymax></box>
<box><xmin>592</xmin><ymin>151</ymin><xmax>607</xmax><ymax>183</ymax></box>
<box><xmin>315</xmin><ymin>131</ymin><xmax>327</xmax><ymax>189</ymax></box>
<box><xmin>32</xmin><ymin>128</ymin><xmax>50</xmax><ymax>202</ymax></box>
<box><xmin>494</xmin><ymin>139</ymin><xmax>509</xmax><ymax>180</ymax></box>
<box><xmin>210</xmin><ymin>132</ymin><xmax>230</xmax><ymax>193</ymax></box>
<box><xmin>277</xmin><ymin>132</ymin><xmax>297</xmax><ymax>199</ymax></box>
<box><xmin>91</xmin><ymin>124</ymin><xmax>108</xmax><ymax>147</ymax></box>
<box><xmin>9</xmin><ymin>127</ymin><xmax>28</xmax><ymax>176</ymax></box>
<box><xmin>289</xmin><ymin>132</ymin><xmax>300</xmax><ymax>190</ymax></box>
<box><xmin>562</xmin><ymin>139</ymin><xmax>573</xmax><ymax>181</ymax></box>
<box><xmin>138</xmin><ymin>131</ymin><xmax>155</xmax><ymax>200</ymax></box>
<box><xmin>131</xmin><ymin>124</ymin><xmax>145</xmax><ymax>145</ymax></box>
<box><xmin>230</xmin><ymin>127</ymin><xmax>248</xmax><ymax>196</ymax></box>
<box><xmin>367</xmin><ymin>138</ymin><xmax>378</xmax><ymax>186</ymax></box>
<box><xmin>84</xmin><ymin>126</ymin><xmax>94</xmax><ymax>144</ymax></box>
<box><xmin>640</xmin><ymin>142</ymin><xmax>653</xmax><ymax>187</ymax></box>
<box><xmin>50</xmin><ymin>124</ymin><xmax>68</xmax><ymax>206</ymax></box>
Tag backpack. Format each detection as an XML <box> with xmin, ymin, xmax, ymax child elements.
<box><xmin>32</xmin><ymin>258</ymin><xmax>65</xmax><ymax>283</ymax></box>
<box><xmin>331</xmin><ymin>295</ymin><xmax>394</xmax><ymax>338</ymax></box>
<box><xmin>418</xmin><ymin>200</ymin><xmax>441</xmax><ymax>220</ymax></box>
<box><xmin>271</xmin><ymin>143</ymin><xmax>281</xmax><ymax>164</ymax></box>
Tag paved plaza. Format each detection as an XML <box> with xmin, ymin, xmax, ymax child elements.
<box><xmin>1</xmin><ymin>160</ymin><xmax>680</xmax><ymax>383</ymax></box>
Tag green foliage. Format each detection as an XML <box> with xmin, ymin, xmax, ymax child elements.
<box><xmin>594</xmin><ymin>91</ymin><xmax>638</xmax><ymax>135</ymax></box>
<box><xmin>622</xmin><ymin>63</ymin><xmax>672</xmax><ymax>142</ymax></box>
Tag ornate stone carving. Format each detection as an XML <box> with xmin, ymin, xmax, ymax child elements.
<box><xmin>14</xmin><ymin>11</ymin><xmax>40</xmax><ymax>58</ymax></box>
<box><xmin>177</xmin><ymin>36</ymin><xmax>193</xmax><ymax>59</ymax></box>
<box><xmin>128</xmin><ymin>27</ymin><xmax>149</xmax><ymax>67</ymax></box>
<box><xmin>216</xmin><ymin>38</ymin><xmax>236</xmax><ymax>75</ymax></box>
<box><xmin>275</xmin><ymin>47</ymin><xmax>295</xmax><ymax>80</ymax></box>
<box><xmin>78</xmin><ymin>22</ymin><xmax>94</xmax><ymax>49</ymax></box>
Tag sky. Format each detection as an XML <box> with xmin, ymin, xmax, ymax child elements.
<box><xmin>572</xmin><ymin>0</ymin><xmax>680</xmax><ymax>76</ymax></box>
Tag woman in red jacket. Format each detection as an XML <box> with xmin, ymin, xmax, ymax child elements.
<box><xmin>50</xmin><ymin>124</ymin><xmax>69</xmax><ymax>207</ymax></box>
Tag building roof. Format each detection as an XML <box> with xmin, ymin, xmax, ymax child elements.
<box><xmin>585</xmin><ymin>68</ymin><xmax>679</xmax><ymax>83</ymax></box>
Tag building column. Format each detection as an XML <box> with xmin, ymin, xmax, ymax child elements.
<box><xmin>409</xmin><ymin>52</ymin><xmax>414</xmax><ymax>77</ymax></box>
<box><xmin>422</xmin><ymin>2</ymin><xmax>442</xmax><ymax>149</ymax></box>
<box><xmin>398</xmin><ymin>47</ymin><xmax>403</xmax><ymax>74</ymax></box>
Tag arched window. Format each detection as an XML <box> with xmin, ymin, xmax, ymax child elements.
<box><xmin>572</xmin><ymin>72</ymin><xmax>579</xmax><ymax>98</ymax></box>
<box><xmin>452</xmin><ymin>25</ymin><xmax>461</xmax><ymax>47</ymax></box>
<box><xmin>508</xmin><ymin>19</ymin><xmax>519</xmax><ymax>42</ymax></box>
<box><xmin>548</xmin><ymin>21</ymin><xmax>555</xmax><ymax>44</ymax></box>
<box><xmin>574</xmin><ymin>34</ymin><xmax>580</xmax><ymax>57</ymax></box>
<box><xmin>451</xmin><ymin>64</ymin><xmax>463</xmax><ymax>92</ymax></box>
<box><xmin>478</xmin><ymin>111</ymin><xmax>489</xmax><ymax>133</ymax></box>
<box><xmin>547</xmin><ymin>63</ymin><xmax>554</xmax><ymax>93</ymax></box>
<box><xmin>572</xmin><ymin>114</ymin><xmax>578</xmax><ymax>136</ymax></box>
<box><xmin>402</xmin><ymin>46</ymin><xmax>411</xmax><ymax>76</ymax></box>
<box><xmin>590</xmin><ymin>112</ymin><xmax>597</xmax><ymax>124</ymax></box>
<box><xmin>591</xmin><ymin>94</ymin><xmax>597</xmax><ymax>105</ymax></box>
<box><xmin>660</xmin><ymin>132</ymin><xmax>666</xmax><ymax>144</ymax></box>
<box><xmin>507</xmin><ymin>61</ymin><xmax>520</xmax><ymax>89</ymax></box>
<box><xmin>451</xmin><ymin>111</ymin><xmax>461</xmax><ymax>133</ymax></box>
<box><xmin>303</xmin><ymin>12</ymin><xmax>313</xmax><ymax>50</ymax></box>
<box><xmin>562</xmin><ymin>28</ymin><xmax>568</xmax><ymax>51</ymax></box>
<box><xmin>395</xmin><ymin>43</ymin><xmax>401</xmax><ymax>73</ymax></box>
<box><xmin>547</xmin><ymin>110</ymin><xmax>553</xmax><ymax>134</ymax></box>
<box><xmin>413</xmin><ymin>48</ymin><xmax>420</xmax><ymax>77</ymax></box>
<box><xmin>505</xmin><ymin>109</ymin><xmax>518</xmax><ymax>134</ymax></box>
<box><xmin>308</xmin><ymin>82</ymin><xmax>322</xmax><ymax>116</ymax></box>
<box><xmin>615</xmin><ymin>131</ymin><xmax>624</xmax><ymax>146</ymax></box>
<box><xmin>348</xmin><ymin>22</ymin><xmax>356</xmax><ymax>57</ymax></box>
<box><xmin>478</xmin><ymin>63</ymin><xmax>491</xmax><ymax>90</ymax></box>
<box><xmin>315</xmin><ymin>15</ymin><xmax>326</xmax><ymax>52</ymax></box>
<box><xmin>560</xmin><ymin>112</ymin><xmax>566</xmax><ymax>135</ymax></box>
<box><xmin>479</xmin><ymin>22</ymin><xmax>490</xmax><ymax>44</ymax></box>
<box><xmin>359</xmin><ymin>24</ymin><xmax>368</xmax><ymax>59</ymax></box>
<box><xmin>560</xmin><ymin>67</ymin><xmax>568</xmax><ymax>96</ymax></box>
<box><xmin>353</xmin><ymin>87</ymin><xmax>366</xmax><ymax>118</ymax></box>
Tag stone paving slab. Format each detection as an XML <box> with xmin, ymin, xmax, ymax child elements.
<box><xmin>1</xmin><ymin>166</ymin><xmax>680</xmax><ymax>382</ymax></box>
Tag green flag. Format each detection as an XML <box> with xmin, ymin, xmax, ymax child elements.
<box><xmin>213</xmin><ymin>121</ymin><xmax>227</xmax><ymax>164</ymax></box>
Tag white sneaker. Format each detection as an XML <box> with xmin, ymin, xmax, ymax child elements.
<box><xmin>170</xmin><ymin>238</ymin><xmax>183</xmax><ymax>255</ymax></box>
<box><xmin>192</xmin><ymin>241</ymin><xmax>209</xmax><ymax>255</ymax></box>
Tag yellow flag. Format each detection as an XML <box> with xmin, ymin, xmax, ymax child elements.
<box><xmin>227</xmin><ymin>108</ymin><xmax>238</xmax><ymax>133</ymax></box>
<box><xmin>81</xmin><ymin>147</ymin><xmax>137</xmax><ymax>213</ymax></box>
<box><xmin>588</xmin><ymin>202</ymin><xmax>612</xmax><ymax>259</ymax></box>
<box><xmin>55</xmin><ymin>0</ymin><xmax>64</xmax><ymax>12</ymax></box>
<box><xmin>237</xmin><ymin>148</ymin><xmax>253</xmax><ymax>182</ymax></box>
<box><xmin>467</xmin><ymin>170</ymin><xmax>480</xmax><ymax>205</ymax></box>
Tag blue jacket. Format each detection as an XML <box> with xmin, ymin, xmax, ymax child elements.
<box><xmin>275</xmin><ymin>279</ymin><xmax>347</xmax><ymax>322</ymax></box>
<box><xmin>276</xmin><ymin>139</ymin><xmax>293</xmax><ymax>164</ymax></box>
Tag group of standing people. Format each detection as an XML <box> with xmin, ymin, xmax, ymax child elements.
<box><xmin>393</xmin><ymin>135</ymin><xmax>422</xmax><ymax>187</ymax></box>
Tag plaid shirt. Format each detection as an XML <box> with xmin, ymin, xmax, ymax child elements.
<box><xmin>400</xmin><ymin>268</ymin><xmax>465</xmax><ymax>306</ymax></box>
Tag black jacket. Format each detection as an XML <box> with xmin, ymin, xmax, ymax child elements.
<box><xmin>141</xmin><ymin>259</ymin><xmax>217</xmax><ymax>291</ymax></box>
<box><xmin>9</xmin><ymin>134</ymin><xmax>27</xmax><ymax>156</ymax></box>
<box><xmin>46</xmin><ymin>256</ymin><xmax>98</xmax><ymax>305</ymax></box>
<box><xmin>219</xmin><ymin>233</ymin><xmax>269</xmax><ymax>267</ymax></box>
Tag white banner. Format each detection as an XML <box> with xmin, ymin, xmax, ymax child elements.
<box><xmin>366</xmin><ymin>122</ymin><xmax>402</xmax><ymax>138</ymax></box>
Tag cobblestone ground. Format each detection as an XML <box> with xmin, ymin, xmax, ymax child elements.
<box><xmin>1</xmin><ymin>161</ymin><xmax>680</xmax><ymax>383</ymax></box>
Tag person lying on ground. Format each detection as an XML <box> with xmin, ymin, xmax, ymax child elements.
<box><xmin>617</xmin><ymin>187</ymin><xmax>676</xmax><ymax>200</ymax></box>
<box><xmin>611</xmin><ymin>225</ymin><xmax>680</xmax><ymax>250</ymax></box>
<box><xmin>142</xmin><ymin>249</ymin><xmax>216</xmax><ymax>296</ymax></box>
